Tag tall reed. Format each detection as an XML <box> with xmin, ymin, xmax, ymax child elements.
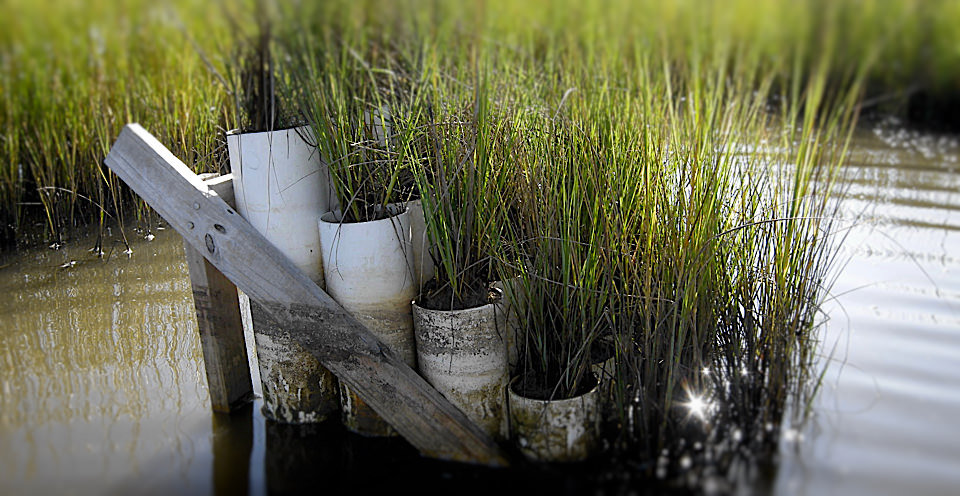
<box><xmin>289</xmin><ymin>26</ymin><xmax>422</xmax><ymax>222</ymax></box>
<box><xmin>275</xmin><ymin>2</ymin><xmax>868</xmax><ymax>472</ymax></box>
<box><xmin>505</xmin><ymin>115</ymin><xmax>616</xmax><ymax>399</ymax></box>
<box><xmin>1</xmin><ymin>0</ymin><xmax>238</xmax><ymax>244</ymax></box>
<box><xmin>411</xmin><ymin>58</ymin><xmax>516</xmax><ymax>307</ymax></box>
<box><xmin>4</xmin><ymin>0</ymin><xmax>955</xmax><ymax>245</ymax></box>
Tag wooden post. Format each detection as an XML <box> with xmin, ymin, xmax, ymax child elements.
<box><xmin>183</xmin><ymin>174</ymin><xmax>252</xmax><ymax>412</ymax></box>
<box><xmin>104</xmin><ymin>124</ymin><xmax>508</xmax><ymax>466</ymax></box>
<box><xmin>185</xmin><ymin>242</ymin><xmax>253</xmax><ymax>412</ymax></box>
<box><xmin>186</xmin><ymin>174</ymin><xmax>252</xmax><ymax>412</ymax></box>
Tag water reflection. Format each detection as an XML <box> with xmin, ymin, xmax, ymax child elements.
<box><xmin>0</xmin><ymin>228</ymin><xmax>211</xmax><ymax>495</ymax></box>
<box><xmin>683</xmin><ymin>395</ymin><xmax>711</xmax><ymax>421</ymax></box>
<box><xmin>0</xmin><ymin>229</ymin><xmax>204</xmax><ymax>429</ymax></box>
<box><xmin>264</xmin><ymin>420</ymin><xmax>345</xmax><ymax>494</ymax></box>
<box><xmin>212</xmin><ymin>407</ymin><xmax>252</xmax><ymax>496</ymax></box>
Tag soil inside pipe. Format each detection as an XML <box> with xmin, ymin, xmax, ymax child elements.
<box><xmin>418</xmin><ymin>278</ymin><xmax>500</xmax><ymax>311</ymax></box>
<box><xmin>511</xmin><ymin>370</ymin><xmax>598</xmax><ymax>402</ymax></box>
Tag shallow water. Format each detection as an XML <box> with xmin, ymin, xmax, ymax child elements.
<box><xmin>0</xmin><ymin>227</ymin><xmax>224</xmax><ymax>495</ymax></box>
<box><xmin>775</xmin><ymin>120</ymin><xmax>960</xmax><ymax>496</ymax></box>
<box><xmin>0</xmin><ymin>121</ymin><xmax>958</xmax><ymax>495</ymax></box>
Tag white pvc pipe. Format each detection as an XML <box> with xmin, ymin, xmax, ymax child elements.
<box><xmin>508</xmin><ymin>375</ymin><xmax>602</xmax><ymax>462</ymax></box>
<box><xmin>364</xmin><ymin>105</ymin><xmax>392</xmax><ymax>148</ymax></box>
<box><xmin>492</xmin><ymin>277</ymin><xmax>525</xmax><ymax>373</ymax></box>
<box><xmin>254</xmin><ymin>329</ymin><xmax>340</xmax><ymax>424</ymax></box>
<box><xmin>318</xmin><ymin>206</ymin><xmax>418</xmax><ymax>435</ymax></box>
<box><xmin>228</xmin><ymin>126</ymin><xmax>340</xmax><ymax>424</ymax></box>
<box><xmin>403</xmin><ymin>199</ymin><xmax>435</xmax><ymax>288</ymax></box>
<box><xmin>227</xmin><ymin>125</ymin><xmax>335</xmax><ymax>282</ymax></box>
<box><xmin>413</xmin><ymin>297</ymin><xmax>509</xmax><ymax>440</ymax></box>
<box><xmin>591</xmin><ymin>338</ymin><xmax>618</xmax><ymax>431</ymax></box>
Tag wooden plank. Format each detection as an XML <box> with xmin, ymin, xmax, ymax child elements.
<box><xmin>185</xmin><ymin>241</ymin><xmax>254</xmax><ymax>412</ymax></box>
<box><xmin>184</xmin><ymin>173</ymin><xmax>252</xmax><ymax>412</ymax></box>
<box><xmin>104</xmin><ymin>124</ymin><xmax>508</xmax><ymax>466</ymax></box>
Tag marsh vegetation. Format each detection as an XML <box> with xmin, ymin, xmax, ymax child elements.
<box><xmin>3</xmin><ymin>0</ymin><xmax>959</xmax><ymax>489</ymax></box>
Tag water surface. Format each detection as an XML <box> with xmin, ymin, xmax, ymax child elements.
<box><xmin>775</xmin><ymin>121</ymin><xmax>960</xmax><ymax>496</ymax></box>
<box><xmin>0</xmin><ymin>227</ymin><xmax>224</xmax><ymax>495</ymax></box>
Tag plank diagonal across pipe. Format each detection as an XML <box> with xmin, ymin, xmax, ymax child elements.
<box><xmin>103</xmin><ymin>123</ymin><xmax>508</xmax><ymax>466</ymax></box>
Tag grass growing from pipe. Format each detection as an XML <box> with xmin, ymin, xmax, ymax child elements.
<box><xmin>410</xmin><ymin>60</ymin><xmax>516</xmax><ymax>308</ymax></box>
<box><xmin>290</xmin><ymin>25</ymin><xmax>424</xmax><ymax>223</ymax></box>
<box><xmin>276</xmin><ymin>8</ymin><xmax>866</xmax><ymax>482</ymax></box>
<box><xmin>252</xmin><ymin>2</ymin><xmax>868</xmax><ymax>480</ymax></box>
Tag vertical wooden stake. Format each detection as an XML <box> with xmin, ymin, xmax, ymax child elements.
<box><xmin>186</xmin><ymin>242</ymin><xmax>253</xmax><ymax>412</ymax></box>
<box><xmin>186</xmin><ymin>173</ymin><xmax>253</xmax><ymax>412</ymax></box>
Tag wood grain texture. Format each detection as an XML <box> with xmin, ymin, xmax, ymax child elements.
<box><xmin>184</xmin><ymin>240</ymin><xmax>253</xmax><ymax>412</ymax></box>
<box><xmin>104</xmin><ymin>124</ymin><xmax>508</xmax><ymax>466</ymax></box>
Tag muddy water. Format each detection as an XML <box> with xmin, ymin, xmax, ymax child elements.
<box><xmin>0</xmin><ymin>228</ymin><xmax>253</xmax><ymax>495</ymax></box>
<box><xmin>0</xmin><ymin>121</ymin><xmax>958</xmax><ymax>495</ymax></box>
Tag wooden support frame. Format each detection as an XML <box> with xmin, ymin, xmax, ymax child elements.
<box><xmin>104</xmin><ymin>124</ymin><xmax>508</xmax><ymax>466</ymax></box>
<box><xmin>184</xmin><ymin>174</ymin><xmax>253</xmax><ymax>412</ymax></box>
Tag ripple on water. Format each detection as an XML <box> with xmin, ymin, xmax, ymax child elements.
<box><xmin>776</xmin><ymin>126</ymin><xmax>960</xmax><ymax>496</ymax></box>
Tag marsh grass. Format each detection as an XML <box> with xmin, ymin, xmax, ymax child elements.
<box><xmin>500</xmin><ymin>109</ymin><xmax>617</xmax><ymax>400</ymax></box>
<box><xmin>220</xmin><ymin>6</ymin><xmax>300</xmax><ymax>134</ymax></box>
<box><xmin>1</xmin><ymin>0</ymin><xmax>238</xmax><ymax>244</ymax></box>
<box><xmin>289</xmin><ymin>26</ymin><xmax>423</xmax><ymax>223</ymax></box>
<box><xmin>271</xmin><ymin>2</ymin><xmax>870</xmax><ymax>477</ymax></box>
<box><xmin>3</xmin><ymin>0</ymin><xmax>957</xmax><ymax>245</ymax></box>
<box><xmin>411</xmin><ymin>61</ymin><xmax>519</xmax><ymax>309</ymax></box>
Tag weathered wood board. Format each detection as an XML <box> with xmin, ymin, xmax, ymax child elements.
<box><xmin>184</xmin><ymin>241</ymin><xmax>253</xmax><ymax>412</ymax></box>
<box><xmin>104</xmin><ymin>124</ymin><xmax>507</xmax><ymax>466</ymax></box>
<box><xmin>184</xmin><ymin>173</ymin><xmax>252</xmax><ymax>412</ymax></box>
